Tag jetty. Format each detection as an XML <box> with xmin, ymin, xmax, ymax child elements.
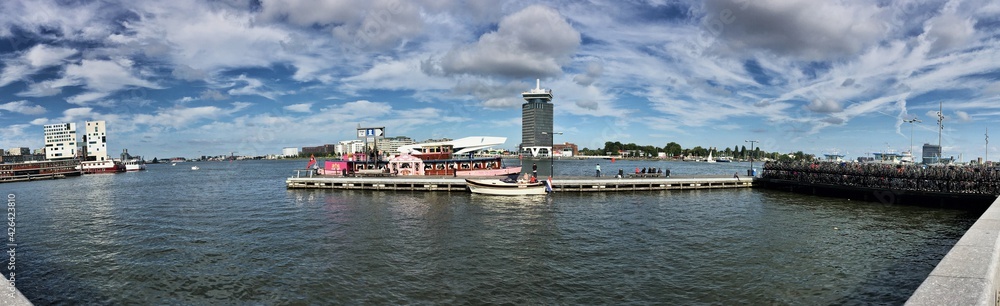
<box><xmin>757</xmin><ymin>160</ymin><xmax>1000</xmax><ymax>208</ymax></box>
<box><xmin>907</xmin><ymin>195</ymin><xmax>1000</xmax><ymax>305</ymax></box>
<box><xmin>285</xmin><ymin>174</ymin><xmax>751</xmax><ymax>192</ymax></box>
<box><xmin>0</xmin><ymin>160</ymin><xmax>82</xmax><ymax>184</ymax></box>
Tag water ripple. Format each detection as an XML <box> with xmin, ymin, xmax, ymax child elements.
<box><xmin>4</xmin><ymin>160</ymin><xmax>978</xmax><ymax>304</ymax></box>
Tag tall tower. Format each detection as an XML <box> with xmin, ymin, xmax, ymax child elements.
<box><xmin>521</xmin><ymin>79</ymin><xmax>553</xmax><ymax>151</ymax></box>
<box><xmin>84</xmin><ymin>120</ymin><xmax>108</xmax><ymax>161</ymax></box>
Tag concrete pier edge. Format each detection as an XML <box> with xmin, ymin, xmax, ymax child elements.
<box><xmin>906</xmin><ymin>196</ymin><xmax>1000</xmax><ymax>305</ymax></box>
<box><xmin>1</xmin><ymin>276</ymin><xmax>32</xmax><ymax>305</ymax></box>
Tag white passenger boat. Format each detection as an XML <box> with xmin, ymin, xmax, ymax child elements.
<box><xmin>122</xmin><ymin>159</ymin><xmax>146</xmax><ymax>171</ymax></box>
<box><xmin>465</xmin><ymin>178</ymin><xmax>548</xmax><ymax>195</ymax></box>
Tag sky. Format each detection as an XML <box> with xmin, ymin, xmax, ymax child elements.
<box><xmin>0</xmin><ymin>0</ymin><xmax>999</xmax><ymax>160</ymax></box>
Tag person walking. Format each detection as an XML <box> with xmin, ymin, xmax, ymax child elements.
<box><xmin>596</xmin><ymin>163</ymin><xmax>601</xmax><ymax>177</ymax></box>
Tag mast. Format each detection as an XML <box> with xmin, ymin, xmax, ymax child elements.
<box><xmin>936</xmin><ymin>101</ymin><xmax>944</xmax><ymax>162</ymax></box>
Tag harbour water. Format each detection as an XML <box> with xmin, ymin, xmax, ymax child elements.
<box><xmin>2</xmin><ymin>159</ymin><xmax>978</xmax><ymax>304</ymax></box>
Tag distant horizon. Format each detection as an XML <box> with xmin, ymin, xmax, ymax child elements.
<box><xmin>0</xmin><ymin>1</ymin><xmax>997</xmax><ymax>161</ymax></box>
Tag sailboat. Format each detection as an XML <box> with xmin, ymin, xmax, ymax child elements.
<box><xmin>705</xmin><ymin>150</ymin><xmax>716</xmax><ymax>163</ymax></box>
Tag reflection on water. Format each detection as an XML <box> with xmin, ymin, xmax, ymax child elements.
<box><xmin>3</xmin><ymin>160</ymin><xmax>977</xmax><ymax>304</ymax></box>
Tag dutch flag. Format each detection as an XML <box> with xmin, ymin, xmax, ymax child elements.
<box><xmin>545</xmin><ymin>176</ymin><xmax>553</xmax><ymax>193</ymax></box>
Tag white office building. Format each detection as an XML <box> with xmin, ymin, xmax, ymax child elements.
<box><xmin>282</xmin><ymin>147</ymin><xmax>299</xmax><ymax>157</ymax></box>
<box><xmin>84</xmin><ymin>120</ymin><xmax>109</xmax><ymax>161</ymax></box>
<box><xmin>44</xmin><ymin>123</ymin><xmax>77</xmax><ymax>160</ymax></box>
<box><xmin>335</xmin><ymin>140</ymin><xmax>366</xmax><ymax>156</ymax></box>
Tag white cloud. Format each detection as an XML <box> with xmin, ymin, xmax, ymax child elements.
<box><xmin>922</xmin><ymin>4</ymin><xmax>977</xmax><ymax>54</ymax></box>
<box><xmin>702</xmin><ymin>0</ymin><xmax>887</xmax><ymax>61</ymax></box>
<box><xmin>283</xmin><ymin>103</ymin><xmax>312</xmax><ymax>113</ymax></box>
<box><xmin>0</xmin><ymin>44</ymin><xmax>77</xmax><ymax>88</ymax></box>
<box><xmin>572</xmin><ymin>61</ymin><xmax>604</xmax><ymax>86</ymax></box>
<box><xmin>29</xmin><ymin>108</ymin><xmax>124</xmax><ymax>129</ymax></box>
<box><xmin>438</xmin><ymin>5</ymin><xmax>581</xmax><ymax>78</ymax></box>
<box><xmin>955</xmin><ymin>110</ymin><xmax>972</xmax><ymax>122</ymax></box>
<box><xmin>227</xmin><ymin>75</ymin><xmax>285</xmax><ymax>100</ymax></box>
<box><xmin>806</xmin><ymin>99</ymin><xmax>843</xmax><ymax>113</ymax></box>
<box><xmin>200</xmin><ymin>90</ymin><xmax>229</xmax><ymax>101</ymax></box>
<box><xmin>172</xmin><ymin>65</ymin><xmax>207</xmax><ymax>81</ymax></box>
<box><xmin>0</xmin><ymin>101</ymin><xmax>46</xmax><ymax>115</ymax></box>
<box><xmin>132</xmin><ymin>103</ymin><xmax>250</xmax><ymax>129</ymax></box>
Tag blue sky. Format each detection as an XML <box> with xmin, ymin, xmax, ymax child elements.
<box><xmin>0</xmin><ymin>0</ymin><xmax>999</xmax><ymax>160</ymax></box>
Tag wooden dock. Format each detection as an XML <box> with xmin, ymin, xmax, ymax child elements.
<box><xmin>285</xmin><ymin>175</ymin><xmax>752</xmax><ymax>192</ymax></box>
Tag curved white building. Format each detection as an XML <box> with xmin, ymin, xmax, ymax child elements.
<box><xmin>397</xmin><ymin>136</ymin><xmax>508</xmax><ymax>156</ymax></box>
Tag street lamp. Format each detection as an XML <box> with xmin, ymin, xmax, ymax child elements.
<box><xmin>904</xmin><ymin>117</ymin><xmax>921</xmax><ymax>159</ymax></box>
<box><xmin>542</xmin><ymin>131</ymin><xmax>562</xmax><ymax>178</ymax></box>
<box><xmin>745</xmin><ymin>140</ymin><xmax>758</xmax><ymax>177</ymax></box>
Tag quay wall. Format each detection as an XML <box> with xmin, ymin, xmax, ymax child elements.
<box><xmin>285</xmin><ymin>176</ymin><xmax>751</xmax><ymax>192</ymax></box>
<box><xmin>1</xmin><ymin>276</ymin><xmax>32</xmax><ymax>305</ymax></box>
<box><xmin>906</xmin><ymin>196</ymin><xmax>1000</xmax><ymax>305</ymax></box>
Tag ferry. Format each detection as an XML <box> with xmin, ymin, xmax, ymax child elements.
<box><xmin>78</xmin><ymin>160</ymin><xmax>126</xmax><ymax>174</ymax></box>
<box><xmin>316</xmin><ymin>136</ymin><xmax>521</xmax><ymax>177</ymax></box>
<box><xmin>122</xmin><ymin>159</ymin><xmax>146</xmax><ymax>171</ymax></box>
<box><xmin>119</xmin><ymin>149</ymin><xmax>146</xmax><ymax>171</ymax></box>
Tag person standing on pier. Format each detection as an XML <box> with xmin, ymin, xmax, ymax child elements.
<box><xmin>532</xmin><ymin>163</ymin><xmax>538</xmax><ymax>178</ymax></box>
<box><xmin>596</xmin><ymin>163</ymin><xmax>601</xmax><ymax>177</ymax></box>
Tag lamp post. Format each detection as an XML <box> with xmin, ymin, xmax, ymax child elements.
<box><xmin>904</xmin><ymin>117</ymin><xmax>921</xmax><ymax>160</ymax></box>
<box><xmin>745</xmin><ymin>140</ymin><xmax>758</xmax><ymax>177</ymax></box>
<box><xmin>542</xmin><ymin>131</ymin><xmax>562</xmax><ymax>178</ymax></box>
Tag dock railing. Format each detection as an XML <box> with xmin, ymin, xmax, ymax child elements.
<box><xmin>292</xmin><ymin>169</ymin><xmax>315</xmax><ymax>178</ymax></box>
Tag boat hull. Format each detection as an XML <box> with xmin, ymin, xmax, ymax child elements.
<box><xmin>465</xmin><ymin>179</ymin><xmax>548</xmax><ymax>195</ymax></box>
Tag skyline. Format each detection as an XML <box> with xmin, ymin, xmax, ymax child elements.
<box><xmin>0</xmin><ymin>0</ymin><xmax>998</xmax><ymax>160</ymax></box>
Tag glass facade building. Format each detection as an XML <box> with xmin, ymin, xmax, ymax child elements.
<box><xmin>521</xmin><ymin>80</ymin><xmax>554</xmax><ymax>149</ymax></box>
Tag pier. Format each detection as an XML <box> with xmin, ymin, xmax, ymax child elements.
<box><xmin>906</xmin><ymin>196</ymin><xmax>1000</xmax><ymax>305</ymax></box>
<box><xmin>285</xmin><ymin>175</ymin><xmax>752</xmax><ymax>192</ymax></box>
<box><xmin>758</xmin><ymin>161</ymin><xmax>1000</xmax><ymax>208</ymax></box>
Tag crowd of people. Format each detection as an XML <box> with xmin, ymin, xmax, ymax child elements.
<box><xmin>762</xmin><ymin>161</ymin><xmax>1000</xmax><ymax>195</ymax></box>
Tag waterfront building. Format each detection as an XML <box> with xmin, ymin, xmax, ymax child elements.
<box><xmin>281</xmin><ymin>147</ymin><xmax>299</xmax><ymax>157</ymax></box>
<box><xmin>44</xmin><ymin>123</ymin><xmax>77</xmax><ymax>160</ymax></box>
<box><xmin>922</xmin><ymin>143</ymin><xmax>941</xmax><ymax>164</ymax></box>
<box><xmin>83</xmin><ymin>120</ymin><xmax>109</xmax><ymax>161</ymax></box>
<box><xmin>823</xmin><ymin>154</ymin><xmax>845</xmax><ymax>162</ymax></box>
<box><xmin>7</xmin><ymin>147</ymin><xmax>29</xmax><ymax>156</ymax></box>
<box><xmin>521</xmin><ymin>79</ymin><xmax>553</xmax><ymax>153</ymax></box>
<box><xmin>552</xmin><ymin>142</ymin><xmax>578</xmax><ymax>157</ymax></box>
<box><xmin>334</xmin><ymin>140</ymin><xmax>364</xmax><ymax>156</ymax></box>
<box><xmin>0</xmin><ymin>149</ymin><xmax>4</xmax><ymax>156</ymax></box>
<box><xmin>383</xmin><ymin>136</ymin><xmax>415</xmax><ymax>157</ymax></box>
<box><xmin>302</xmin><ymin>144</ymin><xmax>337</xmax><ymax>156</ymax></box>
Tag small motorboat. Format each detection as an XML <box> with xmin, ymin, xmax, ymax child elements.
<box><xmin>191</xmin><ymin>166</ymin><xmax>200</xmax><ymax>170</ymax></box>
<box><xmin>466</xmin><ymin>178</ymin><xmax>548</xmax><ymax>196</ymax></box>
